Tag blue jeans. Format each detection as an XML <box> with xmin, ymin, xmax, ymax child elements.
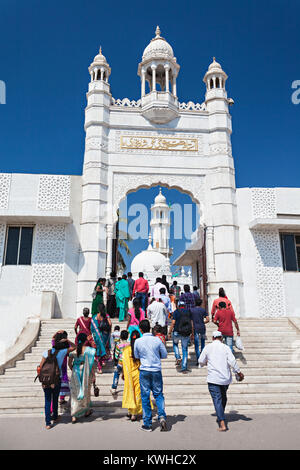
<box><xmin>194</xmin><ymin>332</ymin><xmax>206</xmax><ymax>361</ymax></box>
<box><xmin>172</xmin><ymin>331</ymin><xmax>190</xmax><ymax>371</ymax></box>
<box><xmin>112</xmin><ymin>364</ymin><xmax>122</xmax><ymax>389</ymax></box>
<box><xmin>139</xmin><ymin>369</ymin><xmax>166</xmax><ymax>428</ymax></box>
<box><xmin>208</xmin><ymin>383</ymin><xmax>229</xmax><ymax>422</ymax></box>
<box><xmin>223</xmin><ymin>335</ymin><xmax>234</xmax><ymax>352</ymax></box>
<box><xmin>43</xmin><ymin>383</ymin><xmax>60</xmax><ymax>426</ymax></box>
<box><xmin>135</xmin><ymin>292</ymin><xmax>147</xmax><ymax>313</ymax></box>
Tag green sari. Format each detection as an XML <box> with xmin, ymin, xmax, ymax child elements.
<box><xmin>91</xmin><ymin>282</ymin><xmax>103</xmax><ymax>315</ymax></box>
<box><xmin>115</xmin><ymin>279</ymin><xmax>130</xmax><ymax>321</ymax></box>
<box><xmin>70</xmin><ymin>347</ymin><xmax>95</xmax><ymax>418</ymax></box>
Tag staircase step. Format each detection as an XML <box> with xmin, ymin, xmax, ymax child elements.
<box><xmin>1</xmin><ymin>317</ymin><xmax>300</xmax><ymax>417</ymax></box>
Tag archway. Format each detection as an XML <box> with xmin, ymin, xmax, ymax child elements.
<box><xmin>107</xmin><ymin>180</ymin><xmax>208</xmax><ymax>308</ymax></box>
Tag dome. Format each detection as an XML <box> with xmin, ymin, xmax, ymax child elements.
<box><xmin>93</xmin><ymin>47</ymin><xmax>108</xmax><ymax>65</ymax></box>
<box><xmin>208</xmin><ymin>57</ymin><xmax>222</xmax><ymax>70</ymax></box>
<box><xmin>206</xmin><ymin>57</ymin><xmax>226</xmax><ymax>75</ymax></box>
<box><xmin>142</xmin><ymin>26</ymin><xmax>174</xmax><ymax>61</ymax></box>
<box><xmin>131</xmin><ymin>243</ymin><xmax>168</xmax><ymax>275</ymax></box>
<box><xmin>154</xmin><ymin>188</ymin><xmax>167</xmax><ymax>205</ymax></box>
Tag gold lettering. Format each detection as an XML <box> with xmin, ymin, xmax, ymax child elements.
<box><xmin>120</xmin><ymin>136</ymin><xmax>198</xmax><ymax>152</ymax></box>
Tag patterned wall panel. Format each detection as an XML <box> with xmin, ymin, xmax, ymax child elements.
<box><xmin>251</xmin><ymin>188</ymin><xmax>276</xmax><ymax>219</ymax></box>
<box><xmin>252</xmin><ymin>229</ymin><xmax>286</xmax><ymax>318</ymax></box>
<box><xmin>37</xmin><ymin>175</ymin><xmax>71</xmax><ymax>211</ymax></box>
<box><xmin>31</xmin><ymin>224</ymin><xmax>66</xmax><ymax>294</ymax></box>
<box><xmin>0</xmin><ymin>173</ymin><xmax>11</xmax><ymax>209</ymax></box>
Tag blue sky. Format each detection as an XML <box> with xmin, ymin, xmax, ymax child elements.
<box><xmin>0</xmin><ymin>0</ymin><xmax>299</xmax><ymax>270</ymax></box>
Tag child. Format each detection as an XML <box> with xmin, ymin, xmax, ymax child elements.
<box><xmin>153</xmin><ymin>323</ymin><xmax>166</xmax><ymax>346</ymax></box>
<box><xmin>110</xmin><ymin>330</ymin><xmax>130</xmax><ymax>396</ymax></box>
<box><xmin>111</xmin><ymin>325</ymin><xmax>121</xmax><ymax>361</ymax></box>
<box><xmin>111</xmin><ymin>325</ymin><xmax>121</xmax><ymax>344</ymax></box>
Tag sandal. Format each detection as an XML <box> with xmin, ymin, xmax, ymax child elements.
<box><xmin>131</xmin><ymin>415</ymin><xmax>137</xmax><ymax>422</ymax></box>
<box><xmin>72</xmin><ymin>417</ymin><xmax>77</xmax><ymax>424</ymax></box>
<box><xmin>85</xmin><ymin>409</ymin><xmax>93</xmax><ymax>418</ymax></box>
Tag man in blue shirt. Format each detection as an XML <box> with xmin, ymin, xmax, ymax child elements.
<box><xmin>168</xmin><ymin>300</ymin><xmax>193</xmax><ymax>373</ymax></box>
<box><xmin>190</xmin><ymin>298</ymin><xmax>209</xmax><ymax>364</ymax></box>
<box><xmin>134</xmin><ymin>319</ymin><xmax>168</xmax><ymax>432</ymax></box>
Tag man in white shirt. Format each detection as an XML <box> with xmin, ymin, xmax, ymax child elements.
<box><xmin>159</xmin><ymin>287</ymin><xmax>172</xmax><ymax>315</ymax></box>
<box><xmin>199</xmin><ymin>331</ymin><xmax>244</xmax><ymax>431</ymax></box>
<box><xmin>151</xmin><ymin>278</ymin><xmax>169</xmax><ymax>300</ymax></box>
<box><xmin>147</xmin><ymin>299</ymin><xmax>168</xmax><ymax>334</ymax></box>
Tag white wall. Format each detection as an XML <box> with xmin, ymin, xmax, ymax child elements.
<box><xmin>237</xmin><ymin>187</ymin><xmax>300</xmax><ymax>318</ymax></box>
<box><xmin>0</xmin><ymin>173</ymin><xmax>82</xmax><ymax>352</ymax></box>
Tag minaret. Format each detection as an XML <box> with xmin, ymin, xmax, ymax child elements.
<box><xmin>203</xmin><ymin>57</ymin><xmax>243</xmax><ymax>314</ymax></box>
<box><xmin>76</xmin><ymin>46</ymin><xmax>112</xmax><ymax>314</ymax></box>
<box><xmin>150</xmin><ymin>188</ymin><xmax>171</xmax><ymax>257</ymax></box>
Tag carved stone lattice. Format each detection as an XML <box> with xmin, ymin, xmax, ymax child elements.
<box><xmin>113</xmin><ymin>173</ymin><xmax>205</xmax><ymax>222</ymax></box>
<box><xmin>252</xmin><ymin>229</ymin><xmax>285</xmax><ymax>318</ymax></box>
<box><xmin>209</xmin><ymin>143</ymin><xmax>232</xmax><ymax>156</ymax></box>
<box><xmin>31</xmin><ymin>224</ymin><xmax>66</xmax><ymax>294</ymax></box>
<box><xmin>251</xmin><ymin>188</ymin><xmax>276</xmax><ymax>219</ymax></box>
<box><xmin>85</xmin><ymin>137</ymin><xmax>109</xmax><ymax>152</ymax></box>
<box><xmin>0</xmin><ymin>174</ymin><xmax>11</xmax><ymax>209</ymax></box>
<box><xmin>111</xmin><ymin>98</ymin><xmax>141</xmax><ymax>108</ymax></box>
<box><xmin>179</xmin><ymin>101</ymin><xmax>206</xmax><ymax>111</ymax></box>
<box><xmin>37</xmin><ymin>175</ymin><xmax>71</xmax><ymax>211</ymax></box>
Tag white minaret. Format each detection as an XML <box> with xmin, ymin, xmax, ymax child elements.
<box><xmin>76</xmin><ymin>47</ymin><xmax>112</xmax><ymax>314</ymax></box>
<box><xmin>150</xmin><ymin>188</ymin><xmax>171</xmax><ymax>257</ymax></box>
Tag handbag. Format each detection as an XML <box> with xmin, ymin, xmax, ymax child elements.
<box><xmin>92</xmin><ymin>289</ymin><xmax>97</xmax><ymax>300</ymax></box>
<box><xmin>235</xmin><ymin>336</ymin><xmax>244</xmax><ymax>351</ymax></box>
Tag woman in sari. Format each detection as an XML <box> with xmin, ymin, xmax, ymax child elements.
<box><xmin>126</xmin><ymin>298</ymin><xmax>145</xmax><ymax>339</ymax></box>
<box><xmin>122</xmin><ymin>330</ymin><xmax>143</xmax><ymax>421</ymax></box>
<box><xmin>91</xmin><ymin>304</ymin><xmax>112</xmax><ymax>373</ymax></box>
<box><xmin>68</xmin><ymin>333</ymin><xmax>96</xmax><ymax>423</ymax></box>
<box><xmin>115</xmin><ymin>274</ymin><xmax>130</xmax><ymax>322</ymax></box>
<box><xmin>91</xmin><ymin>278</ymin><xmax>104</xmax><ymax>316</ymax></box>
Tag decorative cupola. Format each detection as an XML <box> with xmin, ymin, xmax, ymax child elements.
<box><xmin>203</xmin><ymin>57</ymin><xmax>232</xmax><ymax>113</ymax></box>
<box><xmin>88</xmin><ymin>47</ymin><xmax>111</xmax><ymax>83</ymax></box>
<box><xmin>138</xmin><ymin>26</ymin><xmax>180</xmax><ymax>124</ymax></box>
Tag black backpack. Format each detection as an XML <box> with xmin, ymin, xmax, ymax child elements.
<box><xmin>177</xmin><ymin>310</ymin><xmax>193</xmax><ymax>337</ymax></box>
<box><xmin>35</xmin><ymin>350</ymin><xmax>61</xmax><ymax>388</ymax></box>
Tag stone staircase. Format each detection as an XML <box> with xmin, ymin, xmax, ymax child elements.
<box><xmin>0</xmin><ymin>317</ymin><xmax>300</xmax><ymax>417</ymax></box>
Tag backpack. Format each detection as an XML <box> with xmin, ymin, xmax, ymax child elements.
<box><xmin>35</xmin><ymin>350</ymin><xmax>61</xmax><ymax>388</ymax></box>
<box><xmin>177</xmin><ymin>310</ymin><xmax>193</xmax><ymax>337</ymax></box>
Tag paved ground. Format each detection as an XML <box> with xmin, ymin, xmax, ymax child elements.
<box><xmin>1</xmin><ymin>412</ymin><xmax>300</xmax><ymax>450</ymax></box>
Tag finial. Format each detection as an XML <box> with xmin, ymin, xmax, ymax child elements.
<box><xmin>213</xmin><ymin>56</ymin><xmax>216</xmax><ymax>62</ymax></box>
<box><xmin>99</xmin><ymin>46</ymin><xmax>102</xmax><ymax>54</ymax></box>
<box><xmin>155</xmin><ymin>25</ymin><xmax>161</xmax><ymax>37</ymax></box>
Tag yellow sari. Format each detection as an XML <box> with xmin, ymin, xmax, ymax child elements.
<box><xmin>122</xmin><ymin>345</ymin><xmax>143</xmax><ymax>416</ymax></box>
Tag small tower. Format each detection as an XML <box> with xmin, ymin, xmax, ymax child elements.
<box><xmin>150</xmin><ymin>188</ymin><xmax>172</xmax><ymax>257</ymax></box>
<box><xmin>138</xmin><ymin>26</ymin><xmax>180</xmax><ymax>124</ymax></box>
<box><xmin>203</xmin><ymin>57</ymin><xmax>230</xmax><ymax>113</ymax></box>
<box><xmin>88</xmin><ymin>47</ymin><xmax>111</xmax><ymax>84</ymax></box>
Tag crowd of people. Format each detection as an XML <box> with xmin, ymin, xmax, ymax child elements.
<box><xmin>37</xmin><ymin>271</ymin><xmax>244</xmax><ymax>433</ymax></box>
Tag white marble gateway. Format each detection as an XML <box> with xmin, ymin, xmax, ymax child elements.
<box><xmin>0</xmin><ymin>27</ymin><xmax>300</xmax><ymax>353</ymax></box>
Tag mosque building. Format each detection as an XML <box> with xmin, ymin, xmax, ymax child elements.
<box><xmin>0</xmin><ymin>26</ymin><xmax>300</xmax><ymax>356</ymax></box>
